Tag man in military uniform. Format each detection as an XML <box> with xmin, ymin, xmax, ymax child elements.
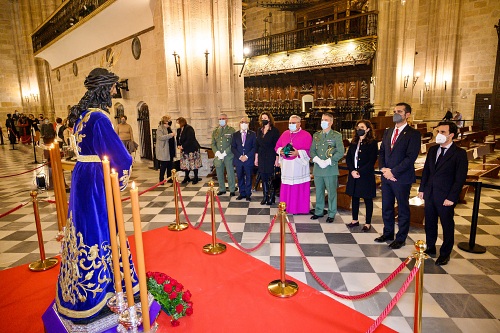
<box><xmin>310</xmin><ymin>112</ymin><xmax>344</xmax><ymax>223</ymax></box>
<box><xmin>211</xmin><ymin>113</ymin><xmax>236</xmax><ymax>196</ymax></box>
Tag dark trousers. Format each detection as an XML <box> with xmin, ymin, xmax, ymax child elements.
<box><xmin>158</xmin><ymin>160</ymin><xmax>173</xmax><ymax>182</ymax></box>
<box><xmin>352</xmin><ymin>197</ymin><xmax>373</xmax><ymax>224</ymax></box>
<box><xmin>381</xmin><ymin>181</ymin><xmax>412</xmax><ymax>242</ymax></box>
<box><xmin>236</xmin><ymin>163</ymin><xmax>253</xmax><ymax>197</ymax></box>
<box><xmin>425</xmin><ymin>193</ymin><xmax>456</xmax><ymax>257</ymax></box>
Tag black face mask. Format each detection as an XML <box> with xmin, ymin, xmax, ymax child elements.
<box><xmin>168</xmin><ymin>121</ymin><xmax>172</xmax><ymax>126</ymax></box>
<box><xmin>356</xmin><ymin>129</ymin><xmax>366</xmax><ymax>137</ymax></box>
<box><xmin>261</xmin><ymin>120</ymin><xmax>269</xmax><ymax>126</ymax></box>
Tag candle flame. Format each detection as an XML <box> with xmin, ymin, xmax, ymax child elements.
<box><xmin>131</xmin><ymin>181</ymin><xmax>136</xmax><ymax>190</ymax></box>
<box><xmin>111</xmin><ymin>168</ymin><xmax>116</xmax><ymax>174</ymax></box>
<box><xmin>103</xmin><ymin>156</ymin><xmax>108</xmax><ymax>162</ymax></box>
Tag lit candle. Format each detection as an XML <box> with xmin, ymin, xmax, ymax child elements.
<box><xmin>110</xmin><ymin>169</ymin><xmax>135</xmax><ymax>307</ymax></box>
<box><xmin>130</xmin><ymin>182</ymin><xmax>150</xmax><ymax>331</ymax></box>
<box><xmin>103</xmin><ymin>158</ymin><xmax>122</xmax><ymax>293</ymax></box>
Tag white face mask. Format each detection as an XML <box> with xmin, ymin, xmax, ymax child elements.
<box><xmin>289</xmin><ymin>123</ymin><xmax>297</xmax><ymax>132</ymax></box>
<box><xmin>435</xmin><ymin>133</ymin><xmax>448</xmax><ymax>144</ymax></box>
<box><xmin>219</xmin><ymin>119</ymin><xmax>226</xmax><ymax>127</ymax></box>
<box><xmin>240</xmin><ymin>123</ymin><xmax>248</xmax><ymax>131</ymax></box>
<box><xmin>321</xmin><ymin>121</ymin><xmax>330</xmax><ymax>130</ymax></box>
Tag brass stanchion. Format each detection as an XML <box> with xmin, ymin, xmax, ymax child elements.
<box><xmin>413</xmin><ymin>240</ymin><xmax>427</xmax><ymax>333</ymax></box>
<box><xmin>168</xmin><ymin>169</ymin><xmax>188</xmax><ymax>231</ymax></box>
<box><xmin>48</xmin><ymin>145</ymin><xmax>64</xmax><ymax>234</ymax></box>
<box><xmin>53</xmin><ymin>142</ymin><xmax>68</xmax><ymax>227</ymax></box>
<box><xmin>268</xmin><ymin>202</ymin><xmax>298</xmax><ymax>297</ymax></box>
<box><xmin>202</xmin><ymin>181</ymin><xmax>226</xmax><ymax>254</ymax></box>
<box><xmin>29</xmin><ymin>191</ymin><xmax>59</xmax><ymax>271</ymax></box>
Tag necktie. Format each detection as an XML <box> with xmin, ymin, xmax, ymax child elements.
<box><xmin>242</xmin><ymin>131</ymin><xmax>246</xmax><ymax>146</ymax></box>
<box><xmin>391</xmin><ymin>128</ymin><xmax>399</xmax><ymax>148</ymax></box>
<box><xmin>436</xmin><ymin>147</ymin><xmax>447</xmax><ymax>166</ymax></box>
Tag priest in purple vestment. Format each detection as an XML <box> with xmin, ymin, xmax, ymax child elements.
<box><xmin>275</xmin><ymin>115</ymin><xmax>313</xmax><ymax>214</ymax></box>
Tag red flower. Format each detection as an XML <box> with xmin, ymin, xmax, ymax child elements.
<box><xmin>176</xmin><ymin>283</ymin><xmax>184</xmax><ymax>291</ymax></box>
<box><xmin>169</xmin><ymin>291</ymin><xmax>178</xmax><ymax>300</ymax></box>
<box><xmin>171</xmin><ymin>319</ymin><xmax>180</xmax><ymax>327</ymax></box>
<box><xmin>146</xmin><ymin>272</ymin><xmax>153</xmax><ymax>278</ymax></box>
<box><xmin>185</xmin><ymin>307</ymin><xmax>193</xmax><ymax>316</ymax></box>
<box><xmin>182</xmin><ymin>290</ymin><xmax>191</xmax><ymax>302</ymax></box>
<box><xmin>176</xmin><ymin>304</ymin><xmax>184</xmax><ymax>314</ymax></box>
<box><xmin>163</xmin><ymin>283</ymin><xmax>173</xmax><ymax>293</ymax></box>
<box><xmin>156</xmin><ymin>274</ymin><xmax>167</xmax><ymax>285</ymax></box>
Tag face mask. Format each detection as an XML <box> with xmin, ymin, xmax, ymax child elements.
<box><xmin>219</xmin><ymin>119</ymin><xmax>226</xmax><ymax>127</ymax></box>
<box><xmin>240</xmin><ymin>123</ymin><xmax>248</xmax><ymax>131</ymax></box>
<box><xmin>393</xmin><ymin>113</ymin><xmax>403</xmax><ymax>123</ymax></box>
<box><xmin>435</xmin><ymin>133</ymin><xmax>448</xmax><ymax>144</ymax></box>
<box><xmin>321</xmin><ymin>121</ymin><xmax>330</xmax><ymax>130</ymax></box>
<box><xmin>261</xmin><ymin>120</ymin><xmax>269</xmax><ymax>126</ymax></box>
<box><xmin>168</xmin><ymin>121</ymin><xmax>172</xmax><ymax>126</ymax></box>
<box><xmin>357</xmin><ymin>129</ymin><xmax>366</xmax><ymax>137</ymax></box>
<box><xmin>289</xmin><ymin>123</ymin><xmax>297</xmax><ymax>132</ymax></box>
<box><xmin>44</xmin><ymin>120</ymin><xmax>49</xmax><ymax>124</ymax></box>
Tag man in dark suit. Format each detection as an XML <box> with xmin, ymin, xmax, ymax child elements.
<box><xmin>418</xmin><ymin>121</ymin><xmax>468</xmax><ymax>266</ymax></box>
<box><xmin>375</xmin><ymin>102</ymin><xmax>421</xmax><ymax>249</ymax></box>
<box><xmin>232</xmin><ymin>116</ymin><xmax>256</xmax><ymax>201</ymax></box>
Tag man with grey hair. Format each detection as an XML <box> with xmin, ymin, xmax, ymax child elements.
<box><xmin>275</xmin><ymin>115</ymin><xmax>313</xmax><ymax>214</ymax></box>
<box><xmin>231</xmin><ymin>116</ymin><xmax>256</xmax><ymax>201</ymax></box>
<box><xmin>211</xmin><ymin>113</ymin><xmax>236</xmax><ymax>196</ymax></box>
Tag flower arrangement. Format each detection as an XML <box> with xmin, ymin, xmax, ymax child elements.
<box><xmin>146</xmin><ymin>271</ymin><xmax>193</xmax><ymax>327</ymax></box>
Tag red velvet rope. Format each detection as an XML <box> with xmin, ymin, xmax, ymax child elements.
<box><xmin>286</xmin><ymin>217</ymin><xmax>412</xmax><ymax>300</ymax></box>
<box><xmin>182</xmin><ymin>187</ymin><xmax>209</xmax><ymax>230</ymax></box>
<box><xmin>216</xmin><ymin>195</ymin><xmax>277</xmax><ymax>253</ymax></box>
<box><xmin>120</xmin><ymin>178</ymin><xmax>169</xmax><ymax>202</ymax></box>
<box><xmin>366</xmin><ymin>265</ymin><xmax>420</xmax><ymax>333</ymax></box>
<box><xmin>0</xmin><ymin>202</ymin><xmax>29</xmax><ymax>219</ymax></box>
<box><xmin>0</xmin><ymin>163</ymin><xmax>48</xmax><ymax>178</ymax></box>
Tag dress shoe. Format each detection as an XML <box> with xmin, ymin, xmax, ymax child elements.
<box><xmin>246</xmin><ymin>196</ymin><xmax>252</xmax><ymax>202</ymax></box>
<box><xmin>388</xmin><ymin>240</ymin><xmax>406</xmax><ymax>249</ymax></box>
<box><xmin>326</xmin><ymin>217</ymin><xmax>334</xmax><ymax>223</ymax></box>
<box><xmin>374</xmin><ymin>235</ymin><xmax>394</xmax><ymax>243</ymax></box>
<box><xmin>435</xmin><ymin>255</ymin><xmax>450</xmax><ymax>266</ymax></box>
<box><xmin>192</xmin><ymin>179</ymin><xmax>199</xmax><ymax>185</ymax></box>
<box><xmin>362</xmin><ymin>224</ymin><xmax>372</xmax><ymax>232</ymax></box>
<box><xmin>229</xmin><ymin>192</ymin><xmax>236</xmax><ymax>197</ymax></box>
<box><xmin>236</xmin><ymin>195</ymin><xmax>245</xmax><ymax>200</ymax></box>
<box><xmin>181</xmin><ymin>178</ymin><xmax>190</xmax><ymax>184</ymax></box>
<box><xmin>424</xmin><ymin>247</ymin><xmax>437</xmax><ymax>256</ymax></box>
<box><xmin>310</xmin><ymin>214</ymin><xmax>323</xmax><ymax>220</ymax></box>
<box><xmin>346</xmin><ymin>221</ymin><xmax>359</xmax><ymax>228</ymax></box>
<box><xmin>167</xmin><ymin>179</ymin><xmax>173</xmax><ymax>183</ymax></box>
<box><xmin>217</xmin><ymin>191</ymin><xmax>226</xmax><ymax>196</ymax></box>
<box><xmin>310</xmin><ymin>209</ymin><xmax>327</xmax><ymax>216</ymax></box>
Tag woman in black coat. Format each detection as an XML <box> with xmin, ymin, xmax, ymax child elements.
<box><xmin>345</xmin><ymin>120</ymin><xmax>378</xmax><ymax>231</ymax></box>
<box><xmin>255</xmin><ymin>111</ymin><xmax>280</xmax><ymax>205</ymax></box>
<box><xmin>176</xmin><ymin>117</ymin><xmax>202</xmax><ymax>184</ymax></box>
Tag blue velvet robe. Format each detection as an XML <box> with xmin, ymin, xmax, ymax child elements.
<box><xmin>55</xmin><ymin>109</ymin><xmax>139</xmax><ymax>321</ymax></box>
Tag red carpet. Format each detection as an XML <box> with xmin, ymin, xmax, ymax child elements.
<box><xmin>0</xmin><ymin>226</ymin><xmax>395</xmax><ymax>333</ymax></box>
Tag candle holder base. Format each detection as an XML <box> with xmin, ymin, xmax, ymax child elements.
<box><xmin>107</xmin><ymin>292</ymin><xmax>128</xmax><ymax>314</ymax></box>
<box><xmin>202</xmin><ymin>243</ymin><xmax>226</xmax><ymax>255</ymax></box>
<box><xmin>268</xmin><ymin>279</ymin><xmax>299</xmax><ymax>298</ymax></box>
<box><xmin>117</xmin><ymin>305</ymin><xmax>142</xmax><ymax>333</ymax></box>
<box><xmin>29</xmin><ymin>257</ymin><xmax>59</xmax><ymax>271</ymax></box>
<box><xmin>168</xmin><ymin>222</ymin><xmax>188</xmax><ymax>231</ymax></box>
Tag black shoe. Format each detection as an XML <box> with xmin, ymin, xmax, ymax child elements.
<box><xmin>181</xmin><ymin>178</ymin><xmax>190</xmax><ymax>184</ymax></box>
<box><xmin>326</xmin><ymin>217</ymin><xmax>334</xmax><ymax>223</ymax></box>
<box><xmin>229</xmin><ymin>192</ymin><xmax>236</xmax><ymax>197</ymax></box>
<box><xmin>346</xmin><ymin>221</ymin><xmax>359</xmax><ymax>228</ymax></box>
<box><xmin>236</xmin><ymin>195</ymin><xmax>245</xmax><ymax>200</ymax></box>
<box><xmin>374</xmin><ymin>235</ymin><xmax>394</xmax><ymax>243</ymax></box>
<box><xmin>310</xmin><ymin>214</ymin><xmax>323</xmax><ymax>220</ymax></box>
<box><xmin>217</xmin><ymin>191</ymin><xmax>226</xmax><ymax>196</ymax></box>
<box><xmin>246</xmin><ymin>196</ymin><xmax>252</xmax><ymax>202</ymax></box>
<box><xmin>167</xmin><ymin>179</ymin><xmax>173</xmax><ymax>183</ymax></box>
<box><xmin>424</xmin><ymin>247</ymin><xmax>437</xmax><ymax>256</ymax></box>
<box><xmin>192</xmin><ymin>179</ymin><xmax>198</xmax><ymax>185</ymax></box>
<box><xmin>362</xmin><ymin>224</ymin><xmax>372</xmax><ymax>232</ymax></box>
<box><xmin>260</xmin><ymin>196</ymin><xmax>268</xmax><ymax>205</ymax></box>
<box><xmin>388</xmin><ymin>240</ymin><xmax>406</xmax><ymax>249</ymax></box>
<box><xmin>435</xmin><ymin>255</ymin><xmax>450</xmax><ymax>266</ymax></box>
<box><xmin>310</xmin><ymin>209</ymin><xmax>327</xmax><ymax>216</ymax></box>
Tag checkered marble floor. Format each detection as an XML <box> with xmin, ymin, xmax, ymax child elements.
<box><xmin>0</xmin><ymin>142</ymin><xmax>499</xmax><ymax>333</ymax></box>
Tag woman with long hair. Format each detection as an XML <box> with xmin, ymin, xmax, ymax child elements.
<box><xmin>345</xmin><ymin>120</ymin><xmax>378</xmax><ymax>231</ymax></box>
<box><xmin>255</xmin><ymin>111</ymin><xmax>280</xmax><ymax>205</ymax></box>
<box><xmin>176</xmin><ymin>117</ymin><xmax>202</xmax><ymax>184</ymax></box>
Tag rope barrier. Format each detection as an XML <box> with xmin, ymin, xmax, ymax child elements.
<box><xmin>216</xmin><ymin>195</ymin><xmax>277</xmax><ymax>253</ymax></box>
<box><xmin>176</xmin><ymin>180</ymin><xmax>196</xmax><ymax>226</ymax></box>
<box><xmin>184</xmin><ymin>190</ymin><xmax>210</xmax><ymax>230</ymax></box>
<box><xmin>120</xmin><ymin>177</ymin><xmax>170</xmax><ymax>202</ymax></box>
<box><xmin>0</xmin><ymin>202</ymin><xmax>30</xmax><ymax>219</ymax></box>
<box><xmin>0</xmin><ymin>162</ymin><xmax>48</xmax><ymax>178</ymax></box>
<box><xmin>366</xmin><ymin>264</ymin><xmax>420</xmax><ymax>333</ymax></box>
<box><xmin>286</xmin><ymin>216</ymin><xmax>412</xmax><ymax>300</ymax></box>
